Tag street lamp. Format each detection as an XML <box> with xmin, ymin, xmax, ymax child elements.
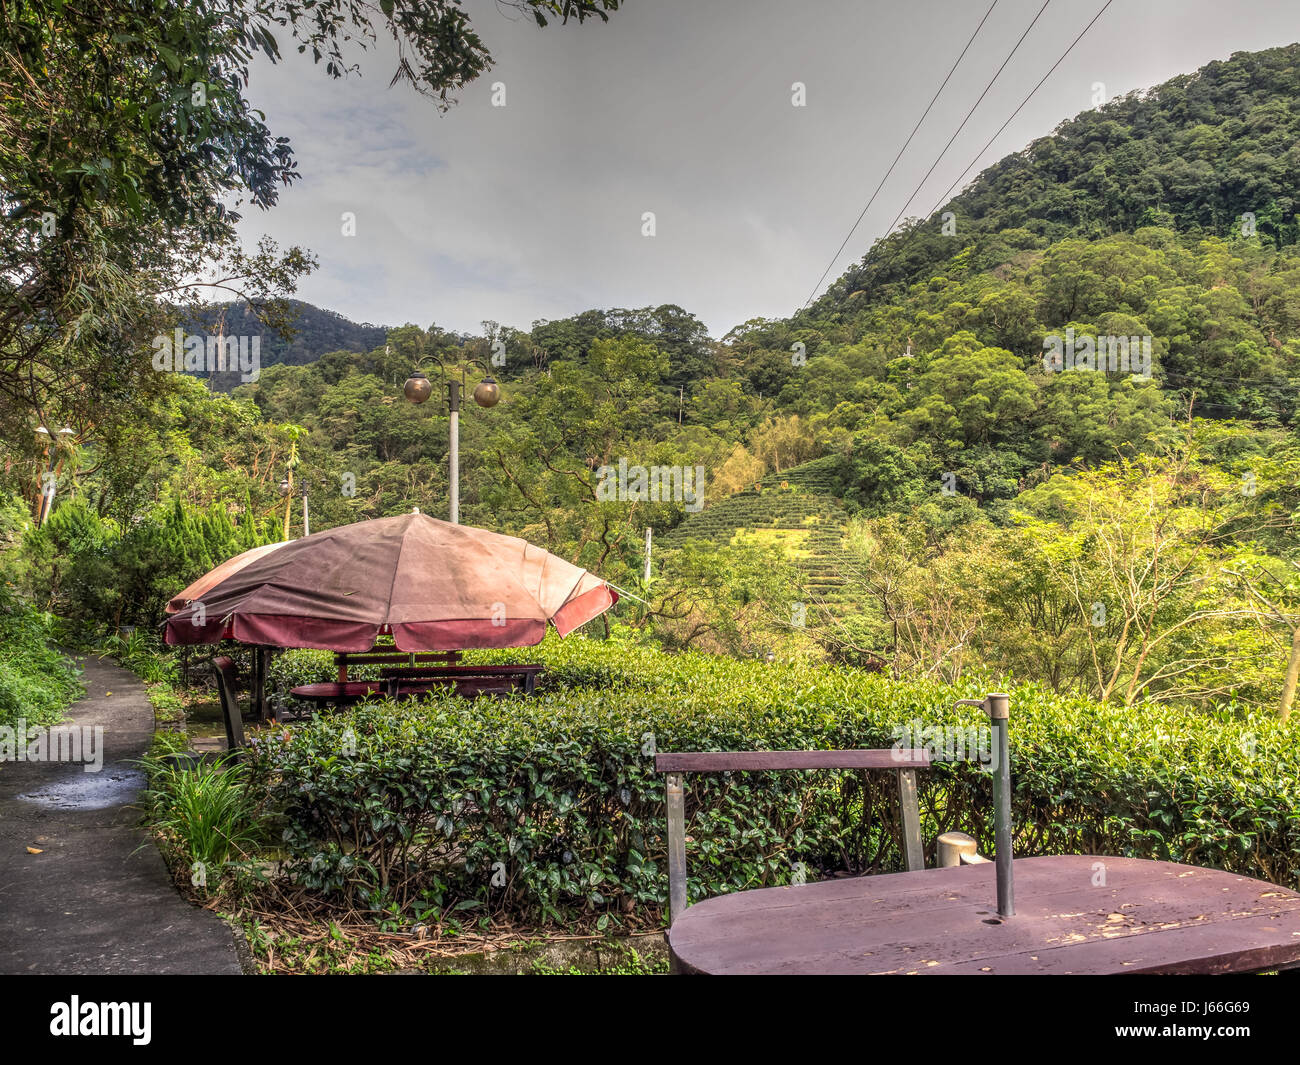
<box><xmin>402</xmin><ymin>355</ymin><xmax>500</xmax><ymax>524</ymax></box>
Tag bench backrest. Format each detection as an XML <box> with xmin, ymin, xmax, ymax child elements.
<box><xmin>382</xmin><ymin>665</ymin><xmax>544</xmax><ymax>699</ymax></box>
<box><xmin>334</xmin><ymin>649</ymin><xmax>461</xmax><ymax>682</ymax></box>
<box><xmin>654</xmin><ymin>748</ymin><xmax>931</xmax><ymax>925</ymax></box>
<box><xmin>211</xmin><ymin>655</ymin><xmax>245</xmax><ymax>751</ymax></box>
<box><xmin>377</xmin><ymin>663</ymin><xmax>544</xmax><ymax>676</ymax></box>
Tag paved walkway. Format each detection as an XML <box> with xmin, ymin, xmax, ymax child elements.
<box><xmin>0</xmin><ymin>655</ymin><xmax>244</xmax><ymax>974</ymax></box>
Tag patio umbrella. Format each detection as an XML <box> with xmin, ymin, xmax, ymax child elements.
<box><xmin>163</xmin><ymin>512</ymin><xmax>618</xmax><ymax>651</ymax></box>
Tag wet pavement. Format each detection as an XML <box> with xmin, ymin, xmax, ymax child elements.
<box><xmin>16</xmin><ymin>767</ymin><xmax>146</xmax><ymax>811</ymax></box>
<box><xmin>0</xmin><ymin>655</ymin><xmax>244</xmax><ymax>974</ymax></box>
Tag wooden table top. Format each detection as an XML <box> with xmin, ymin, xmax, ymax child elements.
<box><xmin>667</xmin><ymin>855</ymin><xmax>1300</xmax><ymax>975</ymax></box>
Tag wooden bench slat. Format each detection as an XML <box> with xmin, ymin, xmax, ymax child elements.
<box><xmin>654</xmin><ymin>749</ymin><xmax>930</xmax><ymax>772</ymax></box>
<box><xmin>211</xmin><ymin>656</ymin><xmax>245</xmax><ymax>751</ymax></box>
<box><xmin>338</xmin><ymin>653</ymin><xmax>461</xmax><ymax>666</ymax></box>
<box><xmin>378</xmin><ymin>664</ymin><xmax>544</xmax><ymax>677</ymax></box>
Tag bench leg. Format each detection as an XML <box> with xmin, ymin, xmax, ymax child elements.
<box><xmin>666</xmin><ymin>772</ymin><xmax>688</xmax><ymax>925</ymax></box>
<box><xmin>896</xmin><ymin>768</ymin><xmax>924</xmax><ymax>871</ymax></box>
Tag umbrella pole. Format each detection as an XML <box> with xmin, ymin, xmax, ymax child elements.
<box><xmin>448</xmin><ymin>380</ymin><xmax>461</xmax><ymax>525</ymax></box>
<box><xmin>252</xmin><ymin>647</ymin><xmax>272</xmax><ymax>721</ymax></box>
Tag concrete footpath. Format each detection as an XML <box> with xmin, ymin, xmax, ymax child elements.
<box><xmin>0</xmin><ymin>655</ymin><xmax>244</xmax><ymax>974</ymax></box>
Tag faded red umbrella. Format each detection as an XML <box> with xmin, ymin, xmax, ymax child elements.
<box><xmin>164</xmin><ymin>512</ymin><xmax>618</xmax><ymax>651</ymax></box>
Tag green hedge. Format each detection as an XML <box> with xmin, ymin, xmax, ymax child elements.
<box><xmin>243</xmin><ymin>632</ymin><xmax>1300</xmax><ymax>924</ymax></box>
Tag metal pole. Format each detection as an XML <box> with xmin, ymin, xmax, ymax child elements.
<box><xmin>37</xmin><ymin>480</ymin><xmax>52</xmax><ymax>526</ymax></box>
<box><xmin>987</xmin><ymin>692</ymin><xmax>1014</xmax><ymax>917</ymax></box>
<box><xmin>448</xmin><ymin>380</ymin><xmax>461</xmax><ymax>524</ymax></box>
<box><xmin>644</xmin><ymin>527</ymin><xmax>652</xmax><ymax>584</ymax></box>
<box><xmin>301</xmin><ymin>492</ymin><xmax>310</xmax><ymax>537</ymax></box>
<box><xmin>35</xmin><ymin>452</ymin><xmax>55</xmax><ymax>527</ymax></box>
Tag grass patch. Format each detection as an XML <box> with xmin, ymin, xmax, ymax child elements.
<box><xmin>139</xmin><ymin>754</ymin><xmax>269</xmax><ymax>896</ymax></box>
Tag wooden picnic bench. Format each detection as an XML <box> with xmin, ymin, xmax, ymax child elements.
<box><xmin>290</xmin><ymin>669</ymin><xmax>543</xmax><ymax>705</ymax></box>
<box><xmin>290</xmin><ymin>651</ymin><xmax>545</xmax><ymax>707</ymax></box>
<box><xmin>336</xmin><ymin>647</ymin><xmax>542</xmax><ymax>694</ymax></box>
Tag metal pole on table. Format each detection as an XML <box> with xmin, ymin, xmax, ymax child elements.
<box><xmin>988</xmin><ymin>692</ymin><xmax>1014</xmax><ymax>917</ymax></box>
<box><xmin>955</xmin><ymin>692</ymin><xmax>1014</xmax><ymax>917</ymax></box>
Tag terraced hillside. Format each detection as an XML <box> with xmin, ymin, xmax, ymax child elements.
<box><xmin>663</xmin><ymin>456</ymin><xmax>860</xmax><ymax>622</ymax></box>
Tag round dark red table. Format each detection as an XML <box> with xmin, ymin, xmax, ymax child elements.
<box><xmin>667</xmin><ymin>855</ymin><xmax>1300</xmax><ymax>974</ymax></box>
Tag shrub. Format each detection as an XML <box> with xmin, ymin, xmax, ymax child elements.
<box><xmin>0</xmin><ymin>588</ymin><xmax>82</xmax><ymax>729</ymax></box>
<box><xmin>242</xmin><ymin>635</ymin><xmax>1300</xmax><ymax>924</ymax></box>
<box><xmin>267</xmin><ymin>648</ymin><xmax>338</xmax><ymax>690</ymax></box>
<box><xmin>100</xmin><ymin>628</ymin><xmax>177</xmax><ymax>684</ymax></box>
<box><xmin>146</xmin><ymin>679</ymin><xmax>186</xmax><ymax>729</ymax></box>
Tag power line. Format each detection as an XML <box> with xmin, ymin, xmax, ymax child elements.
<box><xmin>806</xmin><ymin>0</ymin><xmax>1050</xmax><ymax>310</ymax></box>
<box><xmin>867</xmin><ymin>0</ymin><xmax>1052</xmax><ymax>266</ymax></box>
<box><xmin>919</xmin><ymin>0</ymin><xmax>1116</xmax><ymax>222</ymax></box>
<box><xmin>801</xmin><ymin>0</ymin><xmax>1000</xmax><ymax>310</ymax></box>
<box><xmin>1163</xmin><ymin>369</ymin><xmax>1300</xmax><ymax>391</ymax></box>
<box><xmin>807</xmin><ymin>0</ymin><xmax>1114</xmax><ymax>314</ymax></box>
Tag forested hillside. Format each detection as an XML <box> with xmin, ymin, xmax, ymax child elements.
<box><xmin>815</xmin><ymin>43</ymin><xmax>1300</xmax><ymax>312</ymax></box>
<box><xmin>6</xmin><ymin>43</ymin><xmax>1300</xmax><ymax>717</ymax></box>
<box><xmin>181</xmin><ymin>299</ymin><xmax>390</xmax><ymax>386</ymax></box>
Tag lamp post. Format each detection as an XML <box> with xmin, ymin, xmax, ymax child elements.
<box><xmin>34</xmin><ymin>425</ymin><xmax>74</xmax><ymax>527</ymax></box>
<box><xmin>402</xmin><ymin>355</ymin><xmax>500</xmax><ymax>524</ymax></box>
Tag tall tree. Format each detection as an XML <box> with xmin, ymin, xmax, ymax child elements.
<box><xmin>0</xmin><ymin>0</ymin><xmax>620</xmax><ymax>495</ymax></box>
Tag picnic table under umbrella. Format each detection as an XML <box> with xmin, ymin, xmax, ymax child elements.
<box><xmin>164</xmin><ymin>511</ymin><xmax>618</xmax><ymax>712</ymax></box>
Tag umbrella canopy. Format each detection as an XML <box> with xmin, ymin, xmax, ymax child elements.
<box><xmin>164</xmin><ymin>512</ymin><xmax>618</xmax><ymax>651</ymax></box>
<box><xmin>166</xmin><ymin>539</ymin><xmax>293</xmax><ymax>610</ymax></box>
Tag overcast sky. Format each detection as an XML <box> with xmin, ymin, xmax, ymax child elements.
<box><xmin>234</xmin><ymin>0</ymin><xmax>1300</xmax><ymax>340</ymax></box>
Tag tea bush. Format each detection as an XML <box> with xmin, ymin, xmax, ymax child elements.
<box><xmin>243</xmin><ymin>634</ymin><xmax>1300</xmax><ymax>923</ymax></box>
